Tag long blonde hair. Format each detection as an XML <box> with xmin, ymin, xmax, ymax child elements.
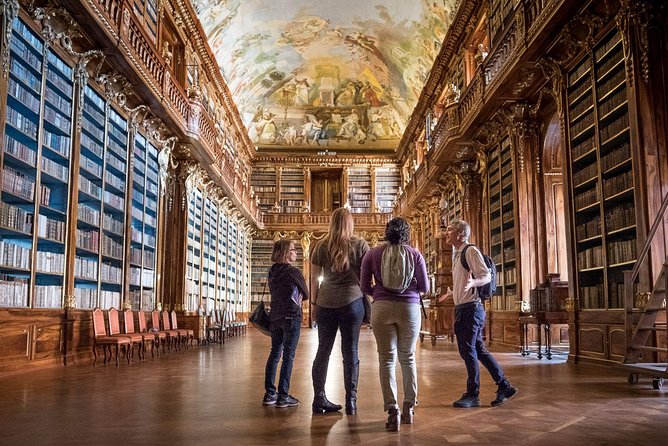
<box><xmin>324</xmin><ymin>207</ymin><xmax>354</xmax><ymax>272</ymax></box>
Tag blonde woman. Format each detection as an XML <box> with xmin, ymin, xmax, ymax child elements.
<box><xmin>310</xmin><ymin>208</ymin><xmax>369</xmax><ymax>415</ymax></box>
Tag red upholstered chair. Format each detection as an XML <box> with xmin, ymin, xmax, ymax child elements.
<box><xmin>91</xmin><ymin>308</ymin><xmax>131</xmax><ymax>366</ymax></box>
<box><xmin>108</xmin><ymin>308</ymin><xmax>142</xmax><ymax>362</ymax></box>
<box><xmin>160</xmin><ymin>310</ymin><xmax>181</xmax><ymax>351</ymax></box>
<box><xmin>170</xmin><ymin>311</ymin><xmax>195</xmax><ymax>348</ymax></box>
<box><xmin>122</xmin><ymin>309</ymin><xmax>151</xmax><ymax>360</ymax></box>
<box><xmin>150</xmin><ymin>310</ymin><xmax>171</xmax><ymax>353</ymax></box>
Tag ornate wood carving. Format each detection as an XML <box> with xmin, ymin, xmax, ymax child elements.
<box><xmin>1</xmin><ymin>0</ymin><xmax>19</xmax><ymax>76</ymax></box>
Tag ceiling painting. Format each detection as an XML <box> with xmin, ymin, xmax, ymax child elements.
<box><xmin>193</xmin><ymin>0</ymin><xmax>456</xmax><ymax>150</ymax></box>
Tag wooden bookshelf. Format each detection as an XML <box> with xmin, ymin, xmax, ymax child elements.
<box><xmin>251</xmin><ymin>166</ymin><xmax>277</xmax><ymax>212</ymax></box>
<box><xmin>250</xmin><ymin>239</ymin><xmax>273</xmax><ymax>303</ymax></box>
<box><xmin>374</xmin><ymin>166</ymin><xmax>400</xmax><ymax>213</ymax></box>
<box><xmin>567</xmin><ymin>28</ymin><xmax>638</xmax><ymax>310</ymax></box>
<box><xmin>487</xmin><ymin>136</ymin><xmax>518</xmax><ymax>311</ymax></box>
<box><xmin>280</xmin><ymin>167</ymin><xmax>305</xmax><ymax>213</ymax></box>
<box><xmin>127</xmin><ymin>134</ymin><xmax>159</xmax><ymax>311</ymax></box>
<box><xmin>348</xmin><ymin>166</ymin><xmax>372</xmax><ymax>213</ymax></box>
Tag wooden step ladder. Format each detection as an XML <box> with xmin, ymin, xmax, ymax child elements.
<box><xmin>621</xmin><ymin>191</ymin><xmax>668</xmax><ymax>389</ymax></box>
<box><xmin>623</xmin><ymin>263</ymin><xmax>667</xmax><ymax>389</ymax></box>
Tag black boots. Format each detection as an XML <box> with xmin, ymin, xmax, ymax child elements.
<box><xmin>401</xmin><ymin>402</ymin><xmax>414</xmax><ymax>424</ymax></box>
<box><xmin>345</xmin><ymin>395</ymin><xmax>357</xmax><ymax>415</ymax></box>
<box><xmin>312</xmin><ymin>392</ymin><xmax>342</xmax><ymax>414</ymax></box>
<box><xmin>385</xmin><ymin>408</ymin><xmax>400</xmax><ymax>432</ymax></box>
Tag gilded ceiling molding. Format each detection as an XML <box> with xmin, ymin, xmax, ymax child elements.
<box><xmin>253</xmin><ymin>156</ymin><xmax>399</xmax><ymax>167</ymax></box>
<box><xmin>1</xmin><ymin>0</ymin><xmax>19</xmax><ymax>77</ymax></box>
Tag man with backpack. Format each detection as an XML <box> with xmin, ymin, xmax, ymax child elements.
<box><xmin>440</xmin><ymin>219</ymin><xmax>518</xmax><ymax>408</ymax></box>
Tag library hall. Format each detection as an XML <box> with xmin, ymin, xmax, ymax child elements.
<box><xmin>0</xmin><ymin>0</ymin><xmax>667</xmax><ymax>444</ymax></box>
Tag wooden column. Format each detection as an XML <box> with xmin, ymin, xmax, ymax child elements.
<box><xmin>511</xmin><ymin>102</ymin><xmax>545</xmax><ymax>304</ymax></box>
<box><xmin>459</xmin><ymin>162</ymin><xmax>483</xmax><ymax>243</ymax></box>
<box><xmin>304</xmin><ymin>166</ymin><xmax>311</xmax><ymax>211</ymax></box>
<box><xmin>160</xmin><ymin>162</ymin><xmax>188</xmax><ymax>311</ymax></box>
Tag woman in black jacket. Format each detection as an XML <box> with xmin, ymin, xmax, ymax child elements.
<box><xmin>263</xmin><ymin>240</ymin><xmax>309</xmax><ymax>408</ymax></box>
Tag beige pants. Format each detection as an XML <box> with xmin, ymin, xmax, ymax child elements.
<box><xmin>370</xmin><ymin>300</ymin><xmax>421</xmax><ymax>410</ymax></box>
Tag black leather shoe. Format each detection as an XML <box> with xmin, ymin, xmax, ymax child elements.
<box><xmin>385</xmin><ymin>408</ymin><xmax>400</xmax><ymax>432</ymax></box>
<box><xmin>312</xmin><ymin>393</ymin><xmax>342</xmax><ymax>414</ymax></box>
<box><xmin>401</xmin><ymin>402</ymin><xmax>414</xmax><ymax>424</ymax></box>
<box><xmin>453</xmin><ymin>393</ymin><xmax>480</xmax><ymax>408</ymax></box>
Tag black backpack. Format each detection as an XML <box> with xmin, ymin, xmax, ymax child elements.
<box><xmin>460</xmin><ymin>244</ymin><xmax>497</xmax><ymax>301</ymax></box>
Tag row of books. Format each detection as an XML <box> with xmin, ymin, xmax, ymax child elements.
<box><xmin>33</xmin><ymin>285</ymin><xmax>62</xmax><ymax>308</ymax></box>
<box><xmin>0</xmin><ymin>275</ymin><xmax>29</xmax><ymax>307</ymax></box>
<box><xmin>4</xmin><ymin>134</ymin><xmax>37</xmax><ymax>166</ymax></box>
<box><xmin>76</xmin><ymin>228</ymin><xmax>99</xmax><ymax>253</ymax></box>
<box><xmin>36</xmin><ymin>250</ymin><xmax>64</xmax><ymax>274</ymax></box>
<box><xmin>0</xmin><ymin>240</ymin><xmax>31</xmax><ymax>269</ymax></box>
<box><xmin>3</xmin><ymin>166</ymin><xmax>35</xmax><ymax>201</ymax></box>
<box><xmin>578</xmin><ymin>245</ymin><xmax>604</xmax><ymax>269</ymax></box>
<box><xmin>0</xmin><ymin>201</ymin><xmax>32</xmax><ymax>233</ymax></box>
<box><xmin>607</xmin><ymin>239</ymin><xmax>637</xmax><ymax>265</ymax></box>
<box><xmin>37</xmin><ymin>216</ymin><xmax>65</xmax><ymax>242</ymax></box>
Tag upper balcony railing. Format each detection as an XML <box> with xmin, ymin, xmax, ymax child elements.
<box><xmin>260</xmin><ymin>212</ymin><xmax>391</xmax><ymax>230</ymax></box>
<box><xmin>88</xmin><ymin>0</ymin><xmax>256</xmax><ymax>221</ymax></box>
<box><xmin>398</xmin><ymin>0</ymin><xmax>562</xmax><ymax>213</ymax></box>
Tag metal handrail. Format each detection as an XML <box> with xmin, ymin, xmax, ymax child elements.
<box><xmin>629</xmin><ymin>192</ymin><xmax>668</xmax><ymax>282</ymax></box>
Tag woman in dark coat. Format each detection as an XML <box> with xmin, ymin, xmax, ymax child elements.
<box><xmin>262</xmin><ymin>240</ymin><xmax>308</xmax><ymax>408</ymax></box>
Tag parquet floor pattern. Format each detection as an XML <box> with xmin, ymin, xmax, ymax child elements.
<box><xmin>0</xmin><ymin>329</ymin><xmax>666</xmax><ymax>445</ymax></box>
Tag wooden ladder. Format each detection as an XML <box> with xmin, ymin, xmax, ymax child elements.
<box><xmin>622</xmin><ymin>192</ymin><xmax>668</xmax><ymax>389</ymax></box>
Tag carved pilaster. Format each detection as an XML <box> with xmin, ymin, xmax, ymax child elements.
<box><xmin>511</xmin><ymin>102</ymin><xmax>540</xmax><ymax>174</ymax></box>
<box><xmin>1</xmin><ymin>0</ymin><xmax>19</xmax><ymax>77</ymax></box>
<box><xmin>458</xmin><ymin>160</ymin><xmax>483</xmax><ymax>242</ymax></box>
<box><xmin>537</xmin><ymin>57</ymin><xmax>565</xmax><ymax>138</ymax></box>
<box><xmin>616</xmin><ymin>0</ymin><xmax>658</xmax><ymax>86</ymax></box>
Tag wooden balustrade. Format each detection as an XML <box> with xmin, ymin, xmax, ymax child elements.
<box><xmin>163</xmin><ymin>76</ymin><xmax>188</xmax><ymax>127</ymax></box>
<box><xmin>197</xmin><ymin>108</ymin><xmax>218</xmax><ymax>154</ymax></box>
<box><xmin>484</xmin><ymin>21</ymin><xmax>519</xmax><ymax>88</ymax></box>
<box><xmin>259</xmin><ymin>212</ymin><xmax>391</xmax><ymax>229</ymax></box>
<box><xmin>94</xmin><ymin>0</ymin><xmax>123</xmax><ymax>31</ymax></box>
<box><xmin>458</xmin><ymin>72</ymin><xmax>483</xmax><ymax>128</ymax></box>
<box><xmin>121</xmin><ymin>5</ymin><xmax>165</xmax><ymax>89</ymax></box>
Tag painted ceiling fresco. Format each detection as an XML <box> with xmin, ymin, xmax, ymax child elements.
<box><xmin>193</xmin><ymin>0</ymin><xmax>457</xmax><ymax>150</ymax></box>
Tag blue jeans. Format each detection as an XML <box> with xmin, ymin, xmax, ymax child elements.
<box><xmin>265</xmin><ymin>316</ymin><xmax>301</xmax><ymax>397</ymax></box>
<box><xmin>312</xmin><ymin>297</ymin><xmax>364</xmax><ymax>398</ymax></box>
<box><xmin>454</xmin><ymin>302</ymin><xmax>507</xmax><ymax>396</ymax></box>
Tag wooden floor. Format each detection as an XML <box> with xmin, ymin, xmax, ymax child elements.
<box><xmin>0</xmin><ymin>328</ymin><xmax>666</xmax><ymax>445</ymax></box>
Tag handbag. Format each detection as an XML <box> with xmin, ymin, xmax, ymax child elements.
<box><xmin>250</xmin><ymin>281</ymin><xmax>271</xmax><ymax>336</ymax></box>
<box><xmin>250</xmin><ymin>301</ymin><xmax>271</xmax><ymax>336</ymax></box>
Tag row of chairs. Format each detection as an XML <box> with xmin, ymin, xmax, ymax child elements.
<box><xmin>205</xmin><ymin>309</ymin><xmax>247</xmax><ymax>344</ymax></box>
<box><xmin>92</xmin><ymin>308</ymin><xmax>195</xmax><ymax>366</ymax></box>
